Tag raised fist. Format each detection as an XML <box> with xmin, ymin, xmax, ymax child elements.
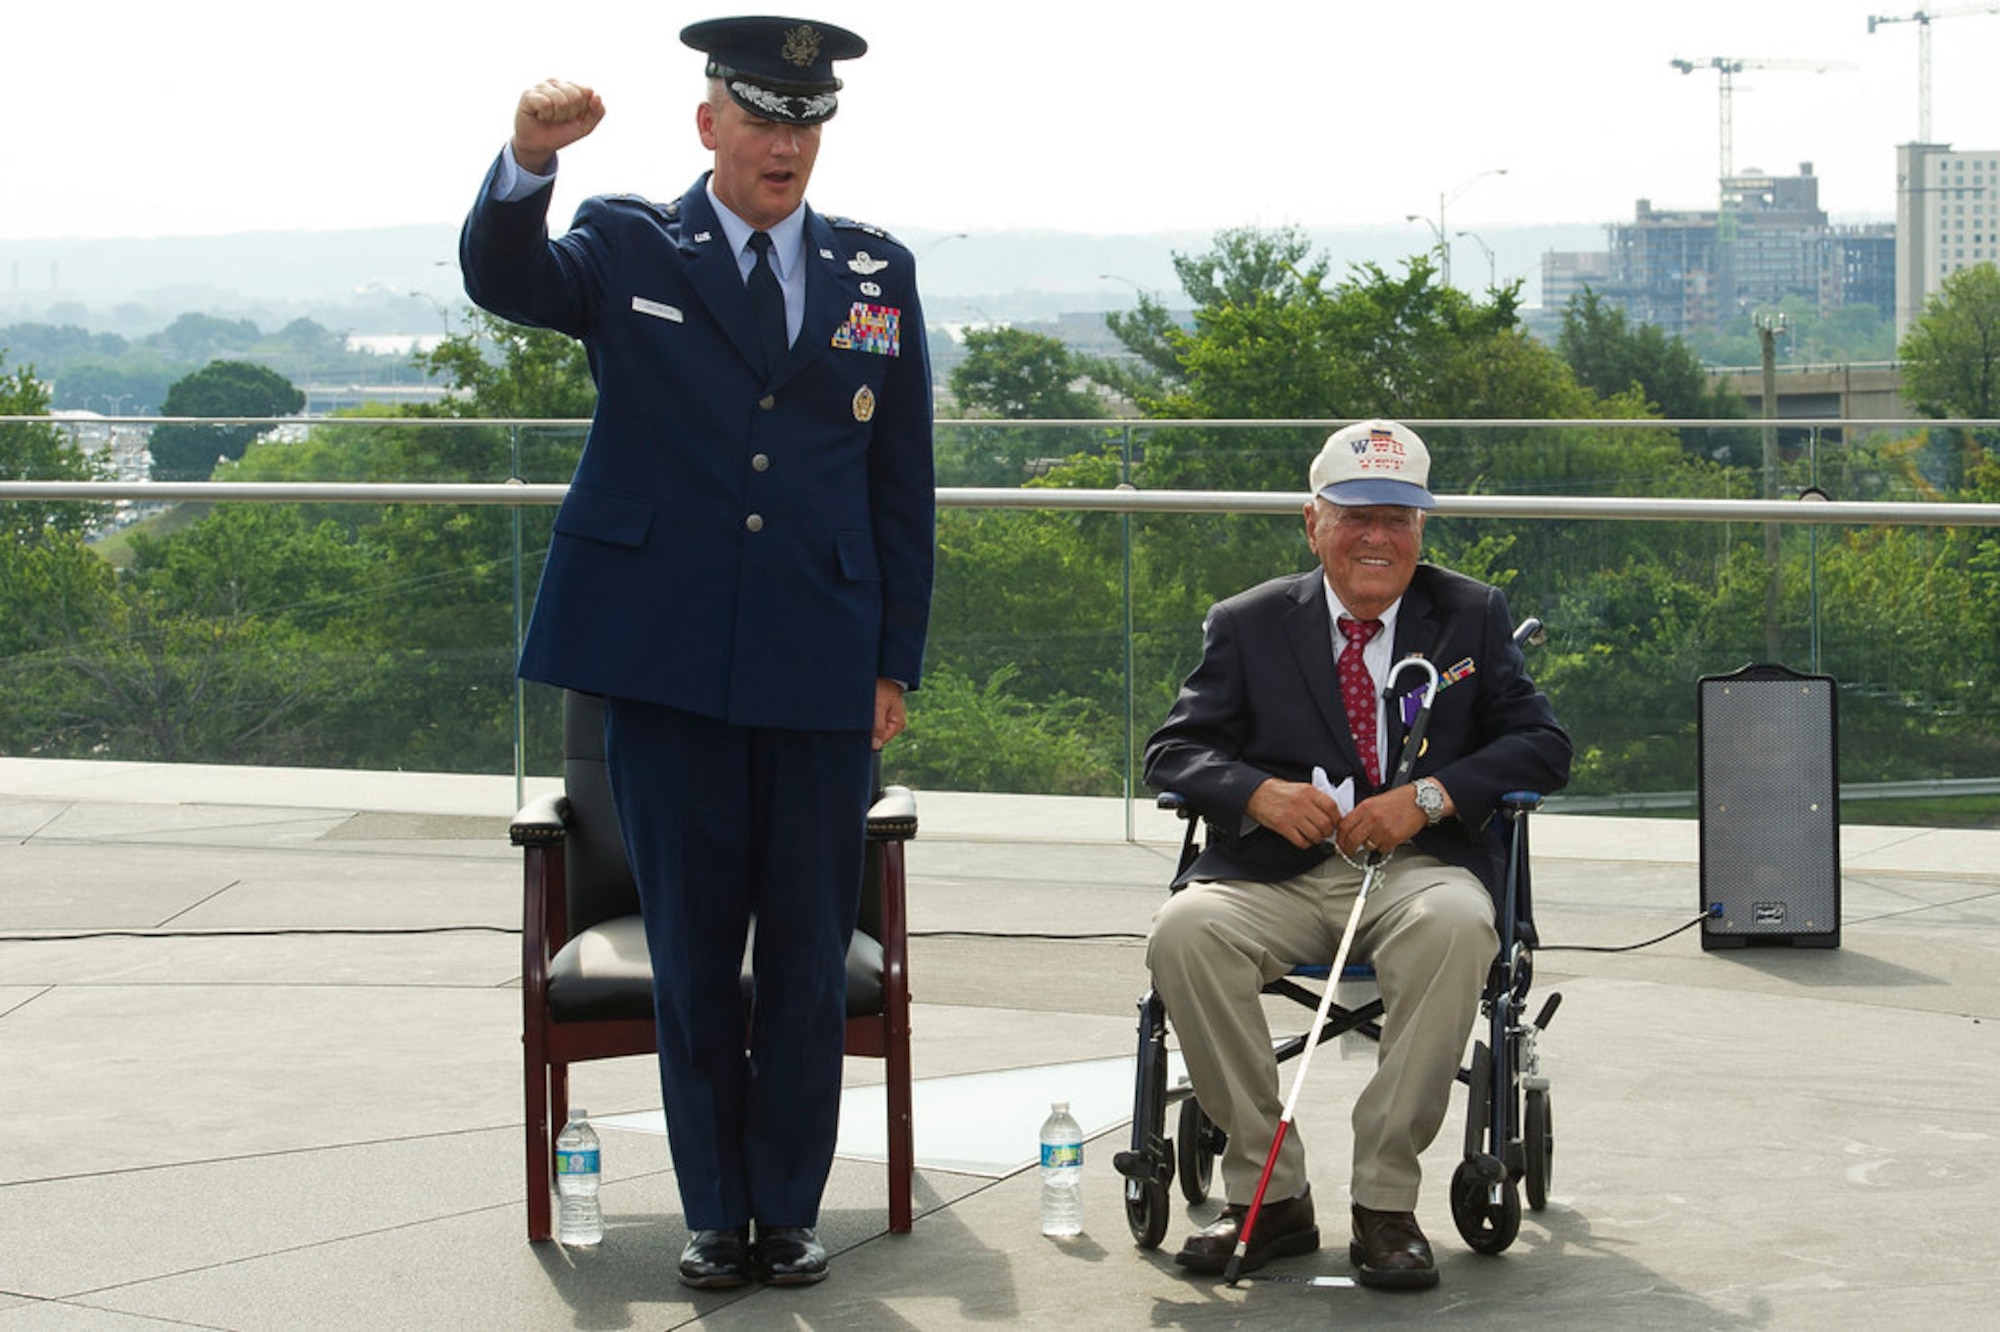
<box><xmin>512</xmin><ymin>79</ymin><xmax>606</xmax><ymax>173</ymax></box>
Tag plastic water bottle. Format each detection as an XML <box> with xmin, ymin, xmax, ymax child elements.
<box><xmin>555</xmin><ymin>1108</ymin><xmax>604</xmax><ymax>1246</ymax></box>
<box><xmin>1039</xmin><ymin>1101</ymin><xmax>1084</xmax><ymax>1236</ymax></box>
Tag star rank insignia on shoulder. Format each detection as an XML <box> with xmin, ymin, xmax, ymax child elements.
<box><xmin>825</xmin><ymin>214</ymin><xmax>891</xmax><ymax>240</ymax></box>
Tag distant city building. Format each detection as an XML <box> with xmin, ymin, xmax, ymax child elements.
<box><xmin>1539</xmin><ymin>249</ymin><xmax>1610</xmax><ymax>315</ymax></box>
<box><xmin>1895</xmin><ymin>142</ymin><xmax>2000</xmax><ymax>336</ymax></box>
<box><xmin>1834</xmin><ymin>223</ymin><xmax>1897</xmax><ymax>319</ymax></box>
<box><xmin>1541</xmin><ymin>163</ymin><xmax>1897</xmax><ymax>337</ymax></box>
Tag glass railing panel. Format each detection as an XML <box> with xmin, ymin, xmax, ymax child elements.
<box><xmin>3</xmin><ymin>490</ymin><xmax>546</xmax><ymax>780</ymax></box>
<box><xmin>6</xmin><ymin>414</ymin><xmax>1995</xmax><ymax>830</ymax></box>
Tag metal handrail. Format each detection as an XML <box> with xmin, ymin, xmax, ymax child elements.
<box><xmin>9</xmin><ymin>415</ymin><xmax>1999</xmax><ymax>528</ymax></box>
<box><xmin>3</xmin><ymin>481</ymin><xmax>1997</xmax><ymax>527</ymax></box>
<box><xmin>13</xmin><ymin>414</ymin><xmax>2000</xmax><ymax>429</ymax></box>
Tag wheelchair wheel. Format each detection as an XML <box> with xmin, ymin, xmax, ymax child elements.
<box><xmin>1125</xmin><ymin>1176</ymin><xmax>1171</xmax><ymax>1249</ymax></box>
<box><xmin>1524</xmin><ymin>1088</ymin><xmax>1553</xmax><ymax>1212</ymax></box>
<box><xmin>1176</xmin><ymin>1098</ymin><xmax>1221</xmax><ymax>1204</ymax></box>
<box><xmin>1450</xmin><ymin>1158</ymin><xmax>1522</xmax><ymax>1254</ymax></box>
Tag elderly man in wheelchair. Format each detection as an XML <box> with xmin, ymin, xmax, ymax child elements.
<box><xmin>1140</xmin><ymin>419</ymin><xmax>1571</xmax><ymax>1290</ymax></box>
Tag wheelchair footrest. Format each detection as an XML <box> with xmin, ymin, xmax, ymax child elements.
<box><xmin>1112</xmin><ymin>1149</ymin><xmax>1170</xmax><ymax>1186</ymax></box>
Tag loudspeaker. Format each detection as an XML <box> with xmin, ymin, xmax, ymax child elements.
<box><xmin>1698</xmin><ymin>663</ymin><xmax>1840</xmax><ymax>949</ymax></box>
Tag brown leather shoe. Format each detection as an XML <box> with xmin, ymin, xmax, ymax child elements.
<box><xmin>1174</xmin><ymin>1186</ymin><xmax>1319</xmax><ymax>1275</ymax></box>
<box><xmin>1349</xmin><ymin>1204</ymin><xmax>1438</xmax><ymax>1290</ymax></box>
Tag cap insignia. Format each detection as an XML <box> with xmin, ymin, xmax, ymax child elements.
<box><xmin>782</xmin><ymin>24</ymin><xmax>821</xmax><ymax>67</ymax></box>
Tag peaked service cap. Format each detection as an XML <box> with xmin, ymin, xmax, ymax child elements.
<box><xmin>1309</xmin><ymin>418</ymin><xmax>1436</xmax><ymax>509</ymax></box>
<box><xmin>681</xmin><ymin>15</ymin><xmax>867</xmax><ymax>125</ymax></box>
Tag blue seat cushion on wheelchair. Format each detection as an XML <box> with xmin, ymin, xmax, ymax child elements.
<box><xmin>546</xmin><ymin>914</ymin><xmax>885</xmax><ymax>1023</ymax></box>
<box><xmin>1289</xmin><ymin>963</ymin><xmax>1376</xmax><ymax>981</ymax></box>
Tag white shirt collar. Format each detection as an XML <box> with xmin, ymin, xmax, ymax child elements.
<box><xmin>1321</xmin><ymin>578</ymin><xmax>1403</xmax><ymax>644</ymax></box>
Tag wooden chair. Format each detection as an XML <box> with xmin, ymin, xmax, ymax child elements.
<box><xmin>510</xmin><ymin>690</ymin><xmax>916</xmax><ymax>1241</ymax></box>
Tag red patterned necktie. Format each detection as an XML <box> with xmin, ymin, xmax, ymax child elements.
<box><xmin>1337</xmin><ymin>616</ymin><xmax>1383</xmax><ymax>786</ymax></box>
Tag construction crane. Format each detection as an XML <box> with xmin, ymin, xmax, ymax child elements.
<box><xmin>1670</xmin><ymin>56</ymin><xmax>1856</xmax><ymax>180</ymax></box>
<box><xmin>1868</xmin><ymin>5</ymin><xmax>2000</xmax><ymax>142</ymax></box>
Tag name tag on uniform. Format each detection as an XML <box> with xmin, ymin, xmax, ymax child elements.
<box><xmin>631</xmin><ymin>296</ymin><xmax>683</xmax><ymax>323</ymax></box>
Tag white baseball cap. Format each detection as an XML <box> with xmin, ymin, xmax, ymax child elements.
<box><xmin>1309</xmin><ymin>418</ymin><xmax>1435</xmax><ymax>509</ymax></box>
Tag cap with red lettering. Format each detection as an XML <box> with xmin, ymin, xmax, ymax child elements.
<box><xmin>1309</xmin><ymin>418</ymin><xmax>1435</xmax><ymax>509</ymax></box>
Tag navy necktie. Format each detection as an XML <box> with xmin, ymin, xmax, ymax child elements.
<box><xmin>746</xmin><ymin>231</ymin><xmax>787</xmax><ymax>373</ymax></box>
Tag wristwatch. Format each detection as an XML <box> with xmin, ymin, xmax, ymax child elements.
<box><xmin>1413</xmin><ymin>777</ymin><xmax>1447</xmax><ymax>825</ymax></box>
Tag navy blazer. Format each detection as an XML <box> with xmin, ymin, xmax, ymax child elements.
<box><xmin>1144</xmin><ymin>564</ymin><xmax>1572</xmax><ymax>899</ymax></box>
<box><xmin>461</xmin><ymin>162</ymin><xmax>936</xmax><ymax>732</ymax></box>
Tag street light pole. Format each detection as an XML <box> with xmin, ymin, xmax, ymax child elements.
<box><xmin>1428</xmin><ymin>168</ymin><xmax>1507</xmax><ymax>289</ymax></box>
<box><xmin>1403</xmin><ymin>214</ymin><xmax>1447</xmax><ymax>273</ymax></box>
<box><xmin>1455</xmin><ymin>230</ymin><xmax>1497</xmax><ymax>291</ymax></box>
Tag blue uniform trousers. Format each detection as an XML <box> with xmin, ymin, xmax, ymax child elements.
<box><xmin>602</xmin><ymin>697</ymin><xmax>872</xmax><ymax>1230</ymax></box>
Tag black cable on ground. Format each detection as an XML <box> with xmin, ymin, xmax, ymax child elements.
<box><xmin>1535</xmin><ymin>912</ymin><xmax>1711</xmax><ymax>954</ymax></box>
<box><xmin>0</xmin><ymin>925</ymin><xmax>521</xmax><ymax>942</ymax></box>
<box><xmin>912</xmin><ymin>930</ymin><xmax>1147</xmax><ymax>942</ymax></box>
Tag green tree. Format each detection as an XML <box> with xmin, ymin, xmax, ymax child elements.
<box><xmin>65</xmin><ymin>507</ymin><xmax>379</xmax><ymax>763</ymax></box>
<box><xmin>1558</xmin><ymin>289</ymin><xmax>1745</xmax><ymax>423</ymax></box>
<box><xmin>948</xmin><ymin>326</ymin><xmax>1107</xmax><ymax>420</ymax></box>
<box><xmin>148</xmin><ymin>360</ymin><xmax>307</xmax><ymax>481</ymax></box>
<box><xmin>1900</xmin><ymin>263</ymin><xmax>2000</xmax><ymax>421</ymax></box>
<box><xmin>0</xmin><ymin>349</ymin><xmax>122</xmax><ymax>754</ymax></box>
<box><xmin>415</xmin><ymin>309</ymin><xmax>596</xmax><ymax>424</ymax></box>
<box><xmin>941</xmin><ymin>327</ymin><xmax>1112</xmax><ymax>486</ymax></box>
<box><xmin>1897</xmin><ymin>263</ymin><xmax>2000</xmax><ymax>494</ymax></box>
<box><xmin>2</xmin><ymin>354</ymin><xmax>113</xmax><ymax>538</ymax></box>
<box><xmin>142</xmin><ymin>313</ymin><xmax>264</xmax><ymax>363</ymax></box>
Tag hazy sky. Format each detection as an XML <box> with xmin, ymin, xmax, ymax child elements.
<box><xmin>15</xmin><ymin>0</ymin><xmax>1997</xmax><ymax>244</ymax></box>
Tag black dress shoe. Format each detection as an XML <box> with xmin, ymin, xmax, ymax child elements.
<box><xmin>754</xmin><ymin>1225</ymin><xmax>828</xmax><ymax>1285</ymax></box>
<box><xmin>678</xmin><ymin>1227</ymin><xmax>751</xmax><ymax>1289</ymax></box>
<box><xmin>1174</xmin><ymin>1186</ymin><xmax>1319</xmax><ymax>1275</ymax></box>
<box><xmin>1348</xmin><ymin>1204</ymin><xmax>1438</xmax><ymax>1290</ymax></box>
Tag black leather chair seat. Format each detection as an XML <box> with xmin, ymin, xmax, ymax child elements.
<box><xmin>547</xmin><ymin>915</ymin><xmax>886</xmax><ymax>1024</ymax></box>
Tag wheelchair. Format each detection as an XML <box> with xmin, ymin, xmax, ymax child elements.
<box><xmin>1113</xmin><ymin>785</ymin><xmax>1558</xmax><ymax>1256</ymax></box>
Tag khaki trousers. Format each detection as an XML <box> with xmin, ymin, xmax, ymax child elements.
<box><xmin>1147</xmin><ymin>851</ymin><xmax>1496</xmax><ymax>1213</ymax></box>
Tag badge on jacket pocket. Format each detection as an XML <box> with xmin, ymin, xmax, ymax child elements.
<box><xmin>853</xmin><ymin>385</ymin><xmax>876</xmax><ymax>422</ymax></box>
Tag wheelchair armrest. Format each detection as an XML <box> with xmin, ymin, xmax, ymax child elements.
<box><xmin>510</xmin><ymin>792</ymin><xmax>571</xmax><ymax>848</ymax></box>
<box><xmin>867</xmin><ymin>785</ymin><xmax>918</xmax><ymax>841</ymax></box>
<box><xmin>1156</xmin><ymin>791</ymin><xmax>1194</xmax><ymax>819</ymax></box>
<box><xmin>1500</xmin><ymin>791</ymin><xmax>1543</xmax><ymax>814</ymax></box>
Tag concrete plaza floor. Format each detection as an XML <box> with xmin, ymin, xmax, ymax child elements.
<box><xmin>2</xmin><ymin>756</ymin><xmax>1997</xmax><ymax>1330</ymax></box>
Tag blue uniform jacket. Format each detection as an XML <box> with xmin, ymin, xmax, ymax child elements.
<box><xmin>461</xmin><ymin>161</ymin><xmax>936</xmax><ymax>732</ymax></box>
